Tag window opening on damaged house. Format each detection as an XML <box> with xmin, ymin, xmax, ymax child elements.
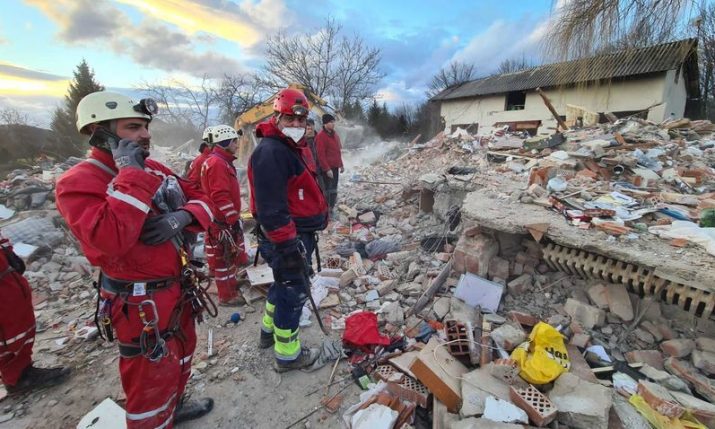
<box><xmin>505</xmin><ymin>91</ymin><xmax>526</xmax><ymax>111</ymax></box>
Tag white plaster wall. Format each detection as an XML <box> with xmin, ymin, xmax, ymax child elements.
<box><xmin>441</xmin><ymin>72</ymin><xmax>671</xmax><ymax>135</ymax></box>
<box><xmin>655</xmin><ymin>68</ymin><xmax>687</xmax><ymax>122</ymax></box>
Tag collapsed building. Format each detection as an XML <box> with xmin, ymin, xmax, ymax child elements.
<box><xmin>432</xmin><ymin>39</ymin><xmax>700</xmax><ymax>136</ymax></box>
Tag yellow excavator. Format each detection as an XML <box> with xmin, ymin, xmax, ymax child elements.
<box><xmin>234</xmin><ymin>83</ymin><xmax>337</xmax><ymax>165</ymax></box>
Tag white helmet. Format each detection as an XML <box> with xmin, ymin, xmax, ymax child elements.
<box><xmin>210</xmin><ymin>125</ymin><xmax>239</xmax><ymax>144</ymax></box>
<box><xmin>76</xmin><ymin>91</ymin><xmax>158</xmax><ymax>135</ymax></box>
<box><xmin>202</xmin><ymin>125</ymin><xmax>216</xmax><ymax>143</ymax></box>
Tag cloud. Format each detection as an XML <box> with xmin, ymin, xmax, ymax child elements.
<box><xmin>449</xmin><ymin>16</ymin><xmax>546</xmax><ymax>74</ymax></box>
<box><xmin>114</xmin><ymin>0</ymin><xmax>284</xmax><ymax>46</ymax></box>
<box><xmin>0</xmin><ymin>63</ymin><xmax>67</xmax><ymax>82</ymax></box>
<box><xmin>25</xmin><ymin>0</ymin><xmax>116</xmax><ymax>43</ymax></box>
<box><xmin>25</xmin><ymin>0</ymin><xmax>246</xmax><ymax>78</ymax></box>
<box><xmin>0</xmin><ymin>64</ymin><xmax>69</xmax><ymax>98</ymax></box>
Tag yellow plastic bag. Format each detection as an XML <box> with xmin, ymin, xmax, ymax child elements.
<box><xmin>629</xmin><ymin>394</ymin><xmax>706</xmax><ymax>429</ymax></box>
<box><xmin>511</xmin><ymin>322</ymin><xmax>570</xmax><ymax>384</ymax></box>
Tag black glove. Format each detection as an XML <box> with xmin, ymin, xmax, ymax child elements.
<box><xmin>2</xmin><ymin>248</ymin><xmax>25</xmax><ymax>274</ymax></box>
<box><xmin>112</xmin><ymin>139</ymin><xmax>146</xmax><ymax>170</ymax></box>
<box><xmin>140</xmin><ymin>210</ymin><xmax>193</xmax><ymax>245</ymax></box>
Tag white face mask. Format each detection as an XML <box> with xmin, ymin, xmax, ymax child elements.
<box><xmin>282</xmin><ymin>127</ymin><xmax>305</xmax><ymax>143</ymax></box>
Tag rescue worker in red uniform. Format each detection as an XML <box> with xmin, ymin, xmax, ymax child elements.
<box><xmin>55</xmin><ymin>91</ymin><xmax>215</xmax><ymax>428</ymax></box>
<box><xmin>315</xmin><ymin>113</ymin><xmax>344</xmax><ymax>216</ymax></box>
<box><xmin>184</xmin><ymin>125</ymin><xmax>214</xmax><ymax>185</ymax></box>
<box><xmin>200</xmin><ymin>124</ymin><xmax>248</xmax><ymax>306</ymax></box>
<box><xmin>248</xmin><ymin>87</ymin><xmax>329</xmax><ymax>372</ymax></box>
<box><xmin>0</xmin><ymin>230</ymin><xmax>70</xmax><ymax>394</ymax></box>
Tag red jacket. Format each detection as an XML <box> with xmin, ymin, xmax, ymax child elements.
<box><xmin>186</xmin><ymin>149</ymin><xmax>211</xmax><ymax>185</ymax></box>
<box><xmin>200</xmin><ymin>147</ymin><xmax>241</xmax><ymax>225</ymax></box>
<box><xmin>315</xmin><ymin>128</ymin><xmax>343</xmax><ymax>171</ymax></box>
<box><xmin>55</xmin><ymin>147</ymin><xmax>215</xmax><ymax>280</ymax></box>
<box><xmin>248</xmin><ymin>118</ymin><xmax>328</xmax><ymax>244</ymax></box>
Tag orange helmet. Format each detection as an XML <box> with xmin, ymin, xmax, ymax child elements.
<box><xmin>273</xmin><ymin>88</ymin><xmax>309</xmax><ymax>116</ymax></box>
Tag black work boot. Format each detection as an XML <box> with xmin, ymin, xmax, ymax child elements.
<box><xmin>174</xmin><ymin>397</ymin><xmax>214</xmax><ymax>424</ymax></box>
<box><xmin>259</xmin><ymin>330</ymin><xmax>274</xmax><ymax>349</ymax></box>
<box><xmin>274</xmin><ymin>347</ymin><xmax>319</xmax><ymax>373</ymax></box>
<box><xmin>6</xmin><ymin>365</ymin><xmax>71</xmax><ymax>395</ymax></box>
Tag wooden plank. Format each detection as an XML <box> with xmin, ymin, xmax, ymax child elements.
<box><xmin>536</xmin><ymin>87</ymin><xmax>569</xmax><ymax>131</ymax></box>
<box><xmin>409</xmin><ymin>260</ymin><xmax>452</xmax><ymax>316</ymax></box>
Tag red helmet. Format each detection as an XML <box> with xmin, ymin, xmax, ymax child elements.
<box><xmin>273</xmin><ymin>88</ymin><xmax>309</xmax><ymax>116</ymax></box>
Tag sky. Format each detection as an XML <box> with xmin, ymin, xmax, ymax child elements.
<box><xmin>0</xmin><ymin>0</ymin><xmax>559</xmax><ymax>127</ymax></box>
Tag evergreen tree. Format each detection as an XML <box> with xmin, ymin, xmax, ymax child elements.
<box><xmin>51</xmin><ymin>59</ymin><xmax>104</xmax><ymax>155</ymax></box>
<box><xmin>367</xmin><ymin>99</ymin><xmax>381</xmax><ymax>129</ymax></box>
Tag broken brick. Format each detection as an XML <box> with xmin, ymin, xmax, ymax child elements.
<box><xmin>507</xmin><ymin>311</ymin><xmax>538</xmax><ymax>327</ymax></box>
<box><xmin>569</xmin><ymin>333</ymin><xmax>591</xmax><ymax>348</ymax></box>
<box><xmin>489</xmin><ymin>359</ymin><xmax>520</xmax><ymax>385</ymax></box>
<box><xmin>637</xmin><ymin>380</ymin><xmax>684</xmax><ymax>419</ymax></box>
<box><xmin>625</xmin><ymin>350</ymin><xmax>664</xmax><ymax>370</ymax></box>
<box><xmin>507</xmin><ymin>274</ymin><xmax>532</xmax><ymax>295</ymax></box>
<box><xmin>510</xmin><ymin>384</ymin><xmax>557</xmax><ymax>427</ymax></box>
<box><xmin>660</xmin><ymin>339</ymin><xmax>695</xmax><ymax>359</ymax></box>
<box><xmin>490</xmin><ymin>322</ymin><xmax>527</xmax><ymax>352</ymax></box>
<box><xmin>664</xmin><ymin>357</ymin><xmax>715</xmax><ymax>403</ymax></box>
<box><xmin>453</xmin><ymin>233</ymin><xmax>498</xmax><ymax>277</ymax></box>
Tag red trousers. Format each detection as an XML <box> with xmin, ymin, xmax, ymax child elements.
<box><xmin>104</xmin><ymin>284</ymin><xmax>196</xmax><ymax>429</ymax></box>
<box><xmin>0</xmin><ymin>271</ymin><xmax>35</xmax><ymax>386</ymax></box>
<box><xmin>205</xmin><ymin>227</ymin><xmax>248</xmax><ymax>302</ymax></box>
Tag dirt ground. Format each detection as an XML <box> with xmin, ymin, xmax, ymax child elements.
<box><xmin>0</xmin><ymin>303</ymin><xmax>362</xmax><ymax>429</ymax></box>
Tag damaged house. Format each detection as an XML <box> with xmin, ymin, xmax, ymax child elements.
<box><xmin>432</xmin><ymin>39</ymin><xmax>700</xmax><ymax>135</ymax></box>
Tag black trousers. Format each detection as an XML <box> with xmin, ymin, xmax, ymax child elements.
<box><xmin>322</xmin><ymin>168</ymin><xmax>339</xmax><ymax>209</ymax></box>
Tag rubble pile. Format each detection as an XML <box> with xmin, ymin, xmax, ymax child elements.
<box><xmin>313</xmin><ymin>116</ymin><xmax>715</xmax><ymax>428</ymax></box>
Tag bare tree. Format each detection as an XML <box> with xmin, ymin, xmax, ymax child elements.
<box><xmin>261</xmin><ymin>18</ymin><xmax>383</xmax><ymax>110</ymax></box>
<box><xmin>0</xmin><ymin>107</ymin><xmax>30</xmax><ymax>126</ymax></box>
<box><xmin>426</xmin><ymin>61</ymin><xmax>476</xmax><ymax>98</ymax></box>
<box><xmin>215</xmin><ymin>74</ymin><xmax>271</xmax><ymax>125</ymax></box>
<box><xmin>546</xmin><ymin>0</ymin><xmax>695</xmax><ymax>61</ymax></box>
<box><xmin>496</xmin><ymin>56</ymin><xmax>535</xmax><ymax>75</ymax></box>
<box><xmin>138</xmin><ymin>74</ymin><xmax>217</xmax><ymax>132</ymax></box>
<box><xmin>699</xmin><ymin>3</ymin><xmax>715</xmax><ymax>119</ymax></box>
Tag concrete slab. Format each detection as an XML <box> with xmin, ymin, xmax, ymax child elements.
<box><xmin>461</xmin><ymin>187</ymin><xmax>715</xmax><ymax>295</ymax></box>
<box><xmin>548</xmin><ymin>372</ymin><xmax>612</xmax><ymax>429</ymax></box>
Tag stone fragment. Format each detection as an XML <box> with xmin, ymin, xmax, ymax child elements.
<box><xmin>482</xmin><ymin>396</ymin><xmax>528</xmax><ymax>424</ymax></box>
<box><xmin>450</xmin><ymin>418</ymin><xmax>524</xmax><ymax>429</ymax></box>
<box><xmin>640</xmin><ymin>321</ymin><xmax>663</xmax><ymax>342</ymax></box>
<box><xmin>376</xmin><ymin>280</ymin><xmax>397</xmax><ymax>296</ymax></box>
<box><xmin>606</xmin><ymin>283</ymin><xmax>633</xmax><ymax>322</ymax></box>
<box><xmin>563</xmin><ymin>298</ymin><xmax>605</xmax><ymax>329</ymax></box>
<box><xmin>639</xmin><ymin>364</ymin><xmax>691</xmax><ymax>394</ymax></box>
<box><xmin>660</xmin><ymin>339</ymin><xmax>695</xmax><ymax>359</ymax></box>
<box><xmin>586</xmin><ymin>284</ymin><xmax>609</xmax><ymax>309</ymax></box>
<box><xmin>506</xmin><ymin>274</ymin><xmax>532</xmax><ymax>295</ymax></box>
<box><xmin>548</xmin><ymin>372</ymin><xmax>612</xmax><ymax>429</ymax></box>
<box><xmin>656</xmin><ymin>323</ymin><xmax>676</xmax><ymax>341</ymax></box>
<box><xmin>460</xmin><ymin>367</ymin><xmax>511</xmax><ymax>417</ymax></box>
<box><xmin>357</xmin><ymin>211</ymin><xmax>376</xmax><ymax>224</ymax></box>
<box><xmin>691</xmin><ymin>349</ymin><xmax>715</xmax><ymax>376</ymax></box>
<box><xmin>669</xmin><ymin>390</ymin><xmax>715</xmax><ymax>428</ymax></box>
<box><xmin>490</xmin><ymin>323</ymin><xmax>527</xmax><ymax>352</ymax></box>
<box><xmin>611</xmin><ymin>393</ymin><xmax>651</xmax><ymax>429</ymax></box>
<box><xmin>488</xmin><ymin>257</ymin><xmax>510</xmax><ymax>282</ymax></box>
<box><xmin>696</xmin><ymin>337</ymin><xmax>715</xmax><ymax>354</ymax></box>
<box><xmin>433</xmin><ymin>297</ymin><xmax>451</xmax><ymax>320</ymax></box>
<box><xmin>339</xmin><ymin>269</ymin><xmax>357</xmax><ymax>287</ymax></box>
<box><xmin>570</xmin><ymin>333</ymin><xmax>591</xmax><ymax>348</ymax></box>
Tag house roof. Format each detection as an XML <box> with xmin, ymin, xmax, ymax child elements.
<box><xmin>432</xmin><ymin>39</ymin><xmax>699</xmax><ymax>101</ymax></box>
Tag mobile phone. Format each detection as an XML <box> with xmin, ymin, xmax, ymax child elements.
<box><xmin>89</xmin><ymin>127</ymin><xmax>121</xmax><ymax>151</ymax></box>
